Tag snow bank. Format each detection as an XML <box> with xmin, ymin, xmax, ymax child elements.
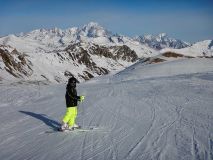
<box><xmin>0</xmin><ymin>58</ymin><xmax>213</xmax><ymax>160</ymax></box>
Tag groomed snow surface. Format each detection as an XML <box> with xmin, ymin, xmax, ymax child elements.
<box><xmin>0</xmin><ymin>58</ymin><xmax>213</xmax><ymax>160</ymax></box>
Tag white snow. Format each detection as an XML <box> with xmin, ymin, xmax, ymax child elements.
<box><xmin>1</xmin><ymin>23</ymin><xmax>152</xmax><ymax>83</ymax></box>
<box><xmin>161</xmin><ymin>40</ymin><xmax>213</xmax><ymax>57</ymax></box>
<box><xmin>0</xmin><ymin>57</ymin><xmax>213</xmax><ymax>160</ymax></box>
<box><xmin>1</xmin><ymin>22</ymin><xmax>212</xmax><ymax>83</ymax></box>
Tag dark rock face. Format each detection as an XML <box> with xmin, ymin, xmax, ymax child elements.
<box><xmin>162</xmin><ymin>52</ymin><xmax>184</xmax><ymax>58</ymax></box>
<box><xmin>0</xmin><ymin>47</ymin><xmax>33</xmax><ymax>78</ymax></box>
<box><xmin>64</xmin><ymin>70</ymin><xmax>74</xmax><ymax>77</ymax></box>
<box><xmin>90</xmin><ymin>44</ymin><xmax>113</xmax><ymax>59</ymax></box>
<box><xmin>112</xmin><ymin>45</ymin><xmax>138</xmax><ymax>62</ymax></box>
<box><xmin>0</xmin><ymin>42</ymin><xmax>139</xmax><ymax>82</ymax></box>
<box><xmin>61</xmin><ymin>42</ymin><xmax>138</xmax><ymax>80</ymax></box>
<box><xmin>208</xmin><ymin>40</ymin><xmax>213</xmax><ymax>49</ymax></box>
<box><xmin>89</xmin><ymin>44</ymin><xmax>138</xmax><ymax>62</ymax></box>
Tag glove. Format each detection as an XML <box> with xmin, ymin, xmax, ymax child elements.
<box><xmin>80</xmin><ymin>95</ymin><xmax>85</xmax><ymax>102</ymax></box>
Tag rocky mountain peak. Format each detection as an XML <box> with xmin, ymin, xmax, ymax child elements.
<box><xmin>134</xmin><ymin>33</ymin><xmax>190</xmax><ymax>50</ymax></box>
<box><xmin>80</xmin><ymin>22</ymin><xmax>112</xmax><ymax>38</ymax></box>
<box><xmin>158</xmin><ymin>33</ymin><xmax>167</xmax><ymax>38</ymax></box>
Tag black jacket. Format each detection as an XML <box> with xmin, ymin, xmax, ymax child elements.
<box><xmin>65</xmin><ymin>84</ymin><xmax>80</xmax><ymax>107</ymax></box>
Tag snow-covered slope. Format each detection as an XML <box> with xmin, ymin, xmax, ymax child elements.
<box><xmin>161</xmin><ymin>40</ymin><xmax>213</xmax><ymax>57</ymax></box>
<box><xmin>0</xmin><ymin>57</ymin><xmax>213</xmax><ymax>160</ymax></box>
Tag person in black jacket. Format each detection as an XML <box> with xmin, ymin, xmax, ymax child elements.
<box><xmin>60</xmin><ymin>77</ymin><xmax>85</xmax><ymax>131</ymax></box>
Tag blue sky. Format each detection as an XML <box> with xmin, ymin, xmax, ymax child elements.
<box><xmin>0</xmin><ymin>0</ymin><xmax>213</xmax><ymax>42</ymax></box>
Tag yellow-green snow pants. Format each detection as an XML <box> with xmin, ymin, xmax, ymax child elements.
<box><xmin>62</xmin><ymin>107</ymin><xmax>78</xmax><ymax>127</ymax></box>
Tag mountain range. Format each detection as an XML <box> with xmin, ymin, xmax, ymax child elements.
<box><xmin>0</xmin><ymin>22</ymin><xmax>212</xmax><ymax>83</ymax></box>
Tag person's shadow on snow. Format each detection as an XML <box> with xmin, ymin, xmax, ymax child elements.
<box><xmin>19</xmin><ymin>111</ymin><xmax>60</xmax><ymax>130</ymax></box>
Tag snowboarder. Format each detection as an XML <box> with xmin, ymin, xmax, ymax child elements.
<box><xmin>59</xmin><ymin>77</ymin><xmax>85</xmax><ymax>131</ymax></box>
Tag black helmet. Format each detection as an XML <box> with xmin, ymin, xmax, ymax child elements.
<box><xmin>68</xmin><ymin>77</ymin><xmax>77</xmax><ymax>87</ymax></box>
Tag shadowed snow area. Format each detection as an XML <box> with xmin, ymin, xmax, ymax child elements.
<box><xmin>0</xmin><ymin>58</ymin><xmax>213</xmax><ymax>160</ymax></box>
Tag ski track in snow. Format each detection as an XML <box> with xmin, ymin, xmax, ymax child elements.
<box><xmin>0</xmin><ymin>60</ymin><xmax>213</xmax><ymax>160</ymax></box>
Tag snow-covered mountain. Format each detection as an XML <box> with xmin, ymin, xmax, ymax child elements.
<box><xmin>161</xmin><ymin>40</ymin><xmax>213</xmax><ymax>57</ymax></box>
<box><xmin>0</xmin><ymin>45</ymin><xmax>33</xmax><ymax>80</ymax></box>
<box><xmin>80</xmin><ymin>22</ymin><xmax>112</xmax><ymax>38</ymax></box>
<box><xmin>0</xmin><ymin>22</ymin><xmax>212</xmax><ymax>83</ymax></box>
<box><xmin>134</xmin><ymin>33</ymin><xmax>190</xmax><ymax>50</ymax></box>
<box><xmin>0</xmin><ymin>42</ymin><xmax>138</xmax><ymax>83</ymax></box>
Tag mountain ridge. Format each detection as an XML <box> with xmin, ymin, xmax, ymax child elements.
<box><xmin>2</xmin><ymin>22</ymin><xmax>191</xmax><ymax>50</ymax></box>
<box><xmin>0</xmin><ymin>22</ymin><xmax>212</xmax><ymax>83</ymax></box>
